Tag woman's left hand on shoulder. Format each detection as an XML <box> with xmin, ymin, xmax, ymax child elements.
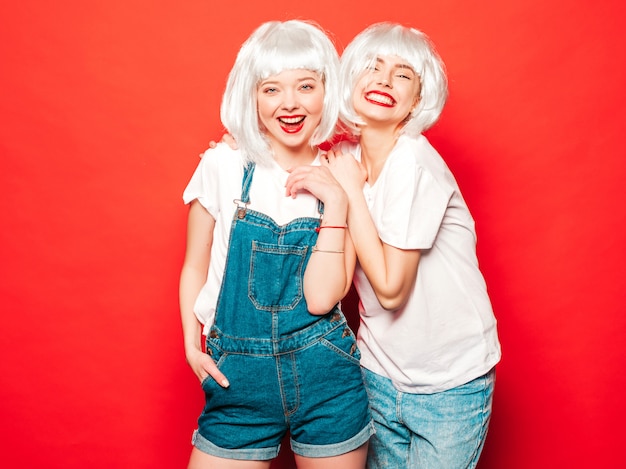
<box><xmin>323</xmin><ymin>150</ymin><xmax>366</xmax><ymax>197</ymax></box>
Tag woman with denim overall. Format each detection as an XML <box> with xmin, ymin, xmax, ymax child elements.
<box><xmin>179</xmin><ymin>20</ymin><xmax>373</xmax><ymax>469</ymax></box>
<box><xmin>301</xmin><ymin>23</ymin><xmax>501</xmax><ymax>468</ymax></box>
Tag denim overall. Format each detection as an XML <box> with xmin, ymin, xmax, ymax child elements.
<box><xmin>192</xmin><ymin>163</ymin><xmax>373</xmax><ymax>460</ymax></box>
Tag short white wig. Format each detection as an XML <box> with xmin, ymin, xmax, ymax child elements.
<box><xmin>220</xmin><ymin>20</ymin><xmax>340</xmax><ymax>166</ymax></box>
<box><xmin>339</xmin><ymin>23</ymin><xmax>448</xmax><ymax>137</ymax></box>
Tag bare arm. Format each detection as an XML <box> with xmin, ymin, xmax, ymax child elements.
<box><xmin>285</xmin><ymin>164</ymin><xmax>356</xmax><ymax>315</ymax></box>
<box><xmin>326</xmin><ymin>150</ymin><xmax>420</xmax><ymax>311</ymax></box>
<box><xmin>179</xmin><ymin>200</ymin><xmax>229</xmax><ymax>387</ymax></box>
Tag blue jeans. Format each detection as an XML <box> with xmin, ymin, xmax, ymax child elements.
<box><xmin>362</xmin><ymin>367</ymin><xmax>495</xmax><ymax>469</ymax></box>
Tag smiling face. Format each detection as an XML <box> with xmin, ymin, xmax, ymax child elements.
<box><xmin>352</xmin><ymin>55</ymin><xmax>421</xmax><ymax>132</ymax></box>
<box><xmin>256</xmin><ymin>69</ymin><xmax>325</xmax><ymax>161</ymax></box>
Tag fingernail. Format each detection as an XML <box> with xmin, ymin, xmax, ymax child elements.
<box><xmin>221</xmin><ymin>379</ymin><xmax>230</xmax><ymax>388</ymax></box>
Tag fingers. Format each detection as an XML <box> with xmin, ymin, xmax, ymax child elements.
<box><xmin>321</xmin><ymin>150</ymin><xmax>342</xmax><ymax>166</ymax></box>
<box><xmin>206</xmin><ymin>133</ymin><xmax>238</xmax><ymax>152</ymax></box>
<box><xmin>325</xmin><ymin>149</ymin><xmax>342</xmax><ymax>160</ymax></box>
<box><xmin>285</xmin><ymin>170</ymin><xmax>307</xmax><ymax>198</ymax></box>
<box><xmin>190</xmin><ymin>351</ymin><xmax>230</xmax><ymax>388</ymax></box>
<box><xmin>222</xmin><ymin>133</ymin><xmax>238</xmax><ymax>150</ymax></box>
<box><xmin>284</xmin><ymin>166</ymin><xmax>325</xmax><ymax>199</ymax></box>
<box><xmin>201</xmin><ymin>355</ymin><xmax>230</xmax><ymax>388</ymax></box>
<box><xmin>186</xmin><ymin>347</ymin><xmax>230</xmax><ymax>388</ymax></box>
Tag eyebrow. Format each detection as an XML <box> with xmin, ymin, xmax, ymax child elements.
<box><xmin>259</xmin><ymin>72</ymin><xmax>321</xmax><ymax>86</ymax></box>
<box><xmin>376</xmin><ymin>57</ymin><xmax>415</xmax><ymax>73</ymax></box>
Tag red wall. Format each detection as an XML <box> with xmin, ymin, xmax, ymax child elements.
<box><xmin>1</xmin><ymin>1</ymin><xmax>625</xmax><ymax>467</ymax></box>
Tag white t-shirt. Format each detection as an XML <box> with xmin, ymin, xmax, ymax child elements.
<box><xmin>336</xmin><ymin>135</ymin><xmax>501</xmax><ymax>394</ymax></box>
<box><xmin>182</xmin><ymin>144</ymin><xmax>322</xmax><ymax>334</ymax></box>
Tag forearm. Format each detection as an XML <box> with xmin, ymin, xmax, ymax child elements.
<box><xmin>179</xmin><ymin>266</ymin><xmax>207</xmax><ymax>356</ymax></box>
<box><xmin>179</xmin><ymin>201</ymin><xmax>214</xmax><ymax>357</ymax></box>
<box><xmin>179</xmin><ymin>263</ymin><xmax>230</xmax><ymax>388</ymax></box>
<box><xmin>346</xmin><ymin>194</ymin><xmax>387</xmax><ymax>288</ymax></box>
<box><xmin>304</xmin><ymin>195</ymin><xmax>352</xmax><ymax>314</ymax></box>
<box><xmin>304</xmin><ymin>236</ymin><xmax>354</xmax><ymax>314</ymax></box>
<box><xmin>347</xmin><ymin>191</ymin><xmax>419</xmax><ymax>310</ymax></box>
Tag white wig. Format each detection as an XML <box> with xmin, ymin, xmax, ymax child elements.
<box><xmin>339</xmin><ymin>23</ymin><xmax>448</xmax><ymax>137</ymax></box>
<box><xmin>220</xmin><ymin>20</ymin><xmax>340</xmax><ymax>166</ymax></box>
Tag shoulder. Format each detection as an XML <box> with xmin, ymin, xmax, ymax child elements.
<box><xmin>389</xmin><ymin>135</ymin><xmax>452</xmax><ymax>184</ymax></box>
<box><xmin>393</xmin><ymin>134</ymin><xmax>442</xmax><ymax>165</ymax></box>
<box><xmin>200</xmin><ymin>143</ymin><xmax>244</xmax><ymax>167</ymax></box>
<box><xmin>382</xmin><ymin>135</ymin><xmax>456</xmax><ymax>199</ymax></box>
<box><xmin>194</xmin><ymin>144</ymin><xmax>245</xmax><ymax>179</ymax></box>
<box><xmin>184</xmin><ymin>144</ymin><xmax>244</xmax><ymax>197</ymax></box>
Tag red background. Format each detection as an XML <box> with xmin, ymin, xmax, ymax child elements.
<box><xmin>1</xmin><ymin>1</ymin><xmax>625</xmax><ymax>467</ymax></box>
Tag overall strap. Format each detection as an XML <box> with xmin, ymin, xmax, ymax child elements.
<box><xmin>233</xmin><ymin>162</ymin><xmax>255</xmax><ymax>219</ymax></box>
<box><xmin>240</xmin><ymin>162</ymin><xmax>255</xmax><ymax>203</ymax></box>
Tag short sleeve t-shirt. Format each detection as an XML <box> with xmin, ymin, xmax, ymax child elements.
<box><xmin>335</xmin><ymin>135</ymin><xmax>501</xmax><ymax>393</ymax></box>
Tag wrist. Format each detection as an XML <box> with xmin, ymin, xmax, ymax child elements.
<box><xmin>323</xmin><ymin>186</ymin><xmax>349</xmax><ymax>210</ymax></box>
<box><xmin>184</xmin><ymin>342</ymin><xmax>203</xmax><ymax>359</ymax></box>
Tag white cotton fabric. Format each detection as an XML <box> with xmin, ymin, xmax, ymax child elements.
<box><xmin>335</xmin><ymin>135</ymin><xmax>501</xmax><ymax>394</ymax></box>
<box><xmin>182</xmin><ymin>144</ymin><xmax>322</xmax><ymax>334</ymax></box>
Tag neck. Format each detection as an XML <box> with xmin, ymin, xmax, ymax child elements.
<box><xmin>271</xmin><ymin>144</ymin><xmax>317</xmax><ymax>170</ymax></box>
<box><xmin>358</xmin><ymin>126</ymin><xmax>400</xmax><ymax>184</ymax></box>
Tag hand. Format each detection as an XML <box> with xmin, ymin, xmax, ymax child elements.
<box><xmin>285</xmin><ymin>164</ymin><xmax>347</xmax><ymax>209</ymax></box>
<box><xmin>208</xmin><ymin>133</ymin><xmax>238</xmax><ymax>150</ymax></box>
<box><xmin>323</xmin><ymin>150</ymin><xmax>367</xmax><ymax>197</ymax></box>
<box><xmin>185</xmin><ymin>347</ymin><xmax>230</xmax><ymax>388</ymax></box>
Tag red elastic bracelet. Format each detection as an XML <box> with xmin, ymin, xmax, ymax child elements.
<box><xmin>315</xmin><ymin>225</ymin><xmax>347</xmax><ymax>233</ymax></box>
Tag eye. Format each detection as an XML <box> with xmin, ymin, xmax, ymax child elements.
<box><xmin>262</xmin><ymin>87</ymin><xmax>278</xmax><ymax>94</ymax></box>
<box><xmin>300</xmin><ymin>82</ymin><xmax>316</xmax><ymax>91</ymax></box>
<box><xmin>396</xmin><ymin>68</ymin><xmax>415</xmax><ymax>80</ymax></box>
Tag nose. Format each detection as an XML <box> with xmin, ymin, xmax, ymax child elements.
<box><xmin>378</xmin><ymin>69</ymin><xmax>393</xmax><ymax>88</ymax></box>
<box><xmin>281</xmin><ymin>88</ymin><xmax>298</xmax><ymax>110</ymax></box>
<box><xmin>378</xmin><ymin>77</ymin><xmax>392</xmax><ymax>88</ymax></box>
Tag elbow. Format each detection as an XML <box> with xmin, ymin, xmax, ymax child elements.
<box><xmin>305</xmin><ymin>290</ymin><xmax>342</xmax><ymax>315</ymax></box>
<box><xmin>304</xmin><ymin>283</ymin><xmax>346</xmax><ymax>315</ymax></box>
<box><xmin>377</xmin><ymin>297</ymin><xmax>402</xmax><ymax>311</ymax></box>
<box><xmin>306</xmin><ymin>299</ymin><xmax>337</xmax><ymax>316</ymax></box>
<box><xmin>308</xmin><ymin>306</ymin><xmax>332</xmax><ymax>316</ymax></box>
<box><xmin>373</xmin><ymin>278</ymin><xmax>415</xmax><ymax>311</ymax></box>
<box><xmin>376</xmin><ymin>292</ymin><xmax>409</xmax><ymax>311</ymax></box>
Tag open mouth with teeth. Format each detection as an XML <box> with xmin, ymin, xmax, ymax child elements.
<box><xmin>278</xmin><ymin>116</ymin><xmax>306</xmax><ymax>133</ymax></box>
<box><xmin>365</xmin><ymin>91</ymin><xmax>396</xmax><ymax>107</ymax></box>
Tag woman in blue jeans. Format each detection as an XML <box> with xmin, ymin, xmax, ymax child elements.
<box><xmin>179</xmin><ymin>20</ymin><xmax>373</xmax><ymax>469</ymax></box>
<box><xmin>289</xmin><ymin>22</ymin><xmax>502</xmax><ymax>468</ymax></box>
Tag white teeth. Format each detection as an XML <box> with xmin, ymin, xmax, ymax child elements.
<box><xmin>367</xmin><ymin>93</ymin><xmax>394</xmax><ymax>105</ymax></box>
<box><xmin>279</xmin><ymin>116</ymin><xmax>305</xmax><ymax>124</ymax></box>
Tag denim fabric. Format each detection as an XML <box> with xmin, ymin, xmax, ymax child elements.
<box><xmin>194</xmin><ymin>164</ymin><xmax>373</xmax><ymax>460</ymax></box>
<box><xmin>363</xmin><ymin>367</ymin><xmax>495</xmax><ymax>469</ymax></box>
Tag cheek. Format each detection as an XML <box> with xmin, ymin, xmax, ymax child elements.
<box><xmin>314</xmin><ymin>97</ymin><xmax>325</xmax><ymax>115</ymax></box>
<box><xmin>352</xmin><ymin>79</ymin><xmax>369</xmax><ymax>107</ymax></box>
<box><xmin>256</xmin><ymin>98</ymin><xmax>274</xmax><ymax>122</ymax></box>
<box><xmin>256</xmin><ymin>97</ymin><xmax>266</xmax><ymax>116</ymax></box>
<box><xmin>352</xmin><ymin>89</ymin><xmax>365</xmax><ymax>112</ymax></box>
<box><xmin>308</xmin><ymin>93</ymin><xmax>325</xmax><ymax>116</ymax></box>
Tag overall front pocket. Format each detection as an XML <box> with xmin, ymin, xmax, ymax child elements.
<box><xmin>248</xmin><ymin>241</ymin><xmax>307</xmax><ymax>311</ymax></box>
